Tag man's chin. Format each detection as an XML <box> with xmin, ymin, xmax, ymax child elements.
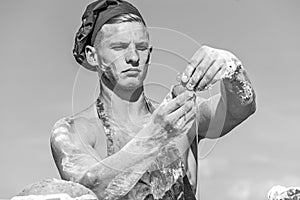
<box><xmin>118</xmin><ymin>80</ymin><xmax>143</xmax><ymax>91</ymax></box>
<box><xmin>124</xmin><ymin>83</ymin><xmax>142</xmax><ymax>91</ymax></box>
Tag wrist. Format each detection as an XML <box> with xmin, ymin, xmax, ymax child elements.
<box><xmin>122</xmin><ymin>122</ymin><xmax>164</xmax><ymax>155</ymax></box>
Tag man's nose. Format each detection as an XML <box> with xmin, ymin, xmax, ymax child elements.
<box><xmin>125</xmin><ymin>45</ymin><xmax>140</xmax><ymax>66</ymax></box>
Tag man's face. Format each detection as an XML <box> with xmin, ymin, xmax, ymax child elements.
<box><xmin>96</xmin><ymin>22</ymin><xmax>150</xmax><ymax>90</ymax></box>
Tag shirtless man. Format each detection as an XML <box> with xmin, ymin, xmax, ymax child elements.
<box><xmin>50</xmin><ymin>0</ymin><xmax>256</xmax><ymax>199</ymax></box>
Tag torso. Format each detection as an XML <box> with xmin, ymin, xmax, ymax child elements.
<box><xmin>71</xmin><ymin>96</ymin><xmax>195</xmax><ymax>199</ymax></box>
<box><xmin>92</xmin><ymin>96</ymin><xmax>192</xmax><ymax>169</ymax></box>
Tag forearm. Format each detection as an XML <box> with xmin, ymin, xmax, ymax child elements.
<box><xmin>221</xmin><ymin>60</ymin><xmax>256</xmax><ymax>120</ymax></box>
<box><xmin>79</xmin><ymin>123</ymin><xmax>170</xmax><ymax>199</ymax></box>
<box><xmin>216</xmin><ymin>60</ymin><xmax>256</xmax><ymax>136</ymax></box>
<box><xmin>196</xmin><ymin>59</ymin><xmax>256</xmax><ymax>138</ymax></box>
<box><xmin>80</xmin><ymin>149</ymin><xmax>155</xmax><ymax>199</ymax></box>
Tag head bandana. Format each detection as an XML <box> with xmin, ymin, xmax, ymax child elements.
<box><xmin>73</xmin><ymin>0</ymin><xmax>146</xmax><ymax>71</ymax></box>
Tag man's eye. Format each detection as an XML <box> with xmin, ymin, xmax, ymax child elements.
<box><xmin>112</xmin><ymin>47</ymin><xmax>123</xmax><ymax>51</ymax></box>
<box><xmin>136</xmin><ymin>46</ymin><xmax>148</xmax><ymax>51</ymax></box>
<box><xmin>111</xmin><ymin>46</ymin><xmax>127</xmax><ymax>51</ymax></box>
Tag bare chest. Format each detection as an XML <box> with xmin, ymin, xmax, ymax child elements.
<box><xmin>93</xmin><ymin>112</ymin><xmax>194</xmax><ymax>169</ymax></box>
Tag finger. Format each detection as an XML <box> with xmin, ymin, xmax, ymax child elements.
<box><xmin>196</xmin><ymin>57</ymin><xmax>226</xmax><ymax>91</ymax></box>
<box><xmin>165</xmin><ymin>91</ymin><xmax>194</xmax><ymax>113</ymax></box>
<box><xmin>207</xmin><ymin>62</ymin><xmax>229</xmax><ymax>86</ymax></box>
<box><xmin>181</xmin><ymin>46</ymin><xmax>207</xmax><ymax>84</ymax></box>
<box><xmin>167</xmin><ymin>99</ymin><xmax>194</xmax><ymax>122</ymax></box>
<box><xmin>181</xmin><ymin>63</ymin><xmax>196</xmax><ymax>85</ymax></box>
<box><xmin>175</xmin><ymin>107</ymin><xmax>196</xmax><ymax>130</ymax></box>
<box><xmin>186</xmin><ymin>55</ymin><xmax>212</xmax><ymax>91</ymax></box>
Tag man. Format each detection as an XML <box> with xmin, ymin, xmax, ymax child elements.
<box><xmin>50</xmin><ymin>0</ymin><xmax>256</xmax><ymax>199</ymax></box>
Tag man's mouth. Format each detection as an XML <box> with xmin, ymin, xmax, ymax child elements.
<box><xmin>122</xmin><ymin>68</ymin><xmax>141</xmax><ymax>73</ymax></box>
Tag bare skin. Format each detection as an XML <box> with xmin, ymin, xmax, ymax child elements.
<box><xmin>51</xmin><ymin>22</ymin><xmax>256</xmax><ymax>199</ymax></box>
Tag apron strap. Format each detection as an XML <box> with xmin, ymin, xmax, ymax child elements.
<box><xmin>183</xmin><ymin>175</ymin><xmax>197</xmax><ymax>200</ymax></box>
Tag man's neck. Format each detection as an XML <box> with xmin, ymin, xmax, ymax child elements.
<box><xmin>99</xmin><ymin>80</ymin><xmax>149</xmax><ymax>123</ymax></box>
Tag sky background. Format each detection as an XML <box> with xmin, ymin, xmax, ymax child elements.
<box><xmin>1</xmin><ymin>0</ymin><xmax>300</xmax><ymax>199</ymax></box>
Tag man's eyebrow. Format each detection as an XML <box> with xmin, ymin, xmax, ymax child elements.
<box><xmin>135</xmin><ymin>42</ymin><xmax>150</xmax><ymax>48</ymax></box>
<box><xmin>109</xmin><ymin>41</ymin><xmax>149</xmax><ymax>47</ymax></box>
<box><xmin>135</xmin><ymin>41</ymin><xmax>149</xmax><ymax>45</ymax></box>
<box><xmin>109</xmin><ymin>42</ymin><xmax>129</xmax><ymax>46</ymax></box>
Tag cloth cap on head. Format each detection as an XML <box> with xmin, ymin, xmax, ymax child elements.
<box><xmin>73</xmin><ymin>0</ymin><xmax>146</xmax><ymax>71</ymax></box>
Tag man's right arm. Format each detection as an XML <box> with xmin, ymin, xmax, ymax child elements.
<box><xmin>50</xmin><ymin>117</ymin><xmax>161</xmax><ymax>199</ymax></box>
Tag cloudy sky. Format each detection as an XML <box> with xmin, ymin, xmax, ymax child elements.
<box><xmin>1</xmin><ymin>0</ymin><xmax>300</xmax><ymax>199</ymax></box>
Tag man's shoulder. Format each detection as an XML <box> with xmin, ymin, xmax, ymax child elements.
<box><xmin>52</xmin><ymin>102</ymin><xmax>100</xmax><ymax>130</ymax></box>
<box><xmin>51</xmin><ymin>102</ymin><xmax>102</xmax><ymax>145</ymax></box>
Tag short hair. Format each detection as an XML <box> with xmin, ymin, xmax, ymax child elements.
<box><xmin>105</xmin><ymin>13</ymin><xmax>145</xmax><ymax>25</ymax></box>
<box><xmin>93</xmin><ymin>13</ymin><xmax>148</xmax><ymax>47</ymax></box>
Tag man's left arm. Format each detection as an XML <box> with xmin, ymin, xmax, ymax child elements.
<box><xmin>181</xmin><ymin>45</ymin><xmax>256</xmax><ymax>138</ymax></box>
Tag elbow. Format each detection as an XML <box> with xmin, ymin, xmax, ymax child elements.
<box><xmin>245</xmin><ymin>94</ymin><xmax>257</xmax><ymax>119</ymax></box>
<box><xmin>243</xmin><ymin>97</ymin><xmax>256</xmax><ymax>120</ymax></box>
<box><xmin>220</xmin><ymin>98</ymin><xmax>256</xmax><ymax>137</ymax></box>
<box><xmin>234</xmin><ymin>99</ymin><xmax>256</xmax><ymax>125</ymax></box>
<box><xmin>245</xmin><ymin>88</ymin><xmax>257</xmax><ymax>117</ymax></box>
<box><xmin>233</xmin><ymin>92</ymin><xmax>257</xmax><ymax>122</ymax></box>
<box><xmin>79</xmin><ymin>170</ymin><xmax>107</xmax><ymax>199</ymax></box>
<box><xmin>250</xmin><ymin>100</ymin><xmax>256</xmax><ymax>116</ymax></box>
<box><xmin>79</xmin><ymin>170</ymin><xmax>99</xmax><ymax>189</ymax></box>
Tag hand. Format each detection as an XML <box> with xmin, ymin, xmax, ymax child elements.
<box><xmin>181</xmin><ymin>45</ymin><xmax>240</xmax><ymax>91</ymax></box>
<box><xmin>149</xmin><ymin>90</ymin><xmax>196</xmax><ymax>140</ymax></box>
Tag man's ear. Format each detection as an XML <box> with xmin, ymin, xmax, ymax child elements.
<box><xmin>85</xmin><ymin>45</ymin><xmax>98</xmax><ymax>67</ymax></box>
<box><xmin>146</xmin><ymin>46</ymin><xmax>153</xmax><ymax>64</ymax></box>
<box><xmin>149</xmin><ymin>46</ymin><xmax>153</xmax><ymax>53</ymax></box>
